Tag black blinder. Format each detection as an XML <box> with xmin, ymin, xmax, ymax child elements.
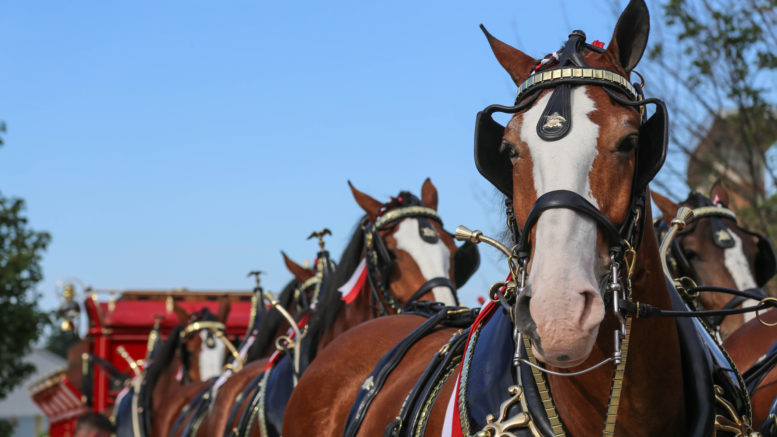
<box><xmin>453</xmin><ymin>240</ymin><xmax>480</xmax><ymax>288</ymax></box>
<box><xmin>754</xmin><ymin>232</ymin><xmax>777</xmax><ymax>287</ymax></box>
<box><xmin>633</xmin><ymin>99</ymin><xmax>668</xmax><ymax>196</ymax></box>
<box><xmin>474</xmin><ymin>106</ymin><xmax>515</xmax><ymax>197</ymax></box>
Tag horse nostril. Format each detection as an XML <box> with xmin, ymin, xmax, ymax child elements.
<box><xmin>557</xmin><ymin>354</ymin><xmax>571</xmax><ymax>362</ymax></box>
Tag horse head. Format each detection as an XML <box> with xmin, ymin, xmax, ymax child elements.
<box><xmin>347</xmin><ymin>178</ymin><xmax>478</xmax><ymax>310</ymax></box>
<box><xmin>476</xmin><ymin>0</ymin><xmax>665</xmax><ymax>368</ymax></box>
<box><xmin>282</xmin><ymin>251</ymin><xmax>321</xmax><ymax>313</ymax></box>
<box><xmin>174</xmin><ymin>297</ymin><xmax>231</xmax><ymax>383</ymax></box>
<box><xmin>653</xmin><ymin>182</ymin><xmax>776</xmax><ymax>337</ymax></box>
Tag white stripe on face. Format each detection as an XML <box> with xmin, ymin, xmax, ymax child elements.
<box><xmin>724</xmin><ymin>232</ymin><xmax>758</xmax><ymax>322</ymax></box>
<box><xmin>393</xmin><ymin>218</ymin><xmax>456</xmax><ymax>306</ymax></box>
<box><xmin>520</xmin><ymin>88</ymin><xmax>601</xmax><ymax>286</ymax></box>
<box><xmin>516</xmin><ymin>87</ymin><xmax>606</xmax><ymax>365</ymax></box>
<box><xmin>199</xmin><ymin>330</ymin><xmax>226</xmax><ymax>380</ymax></box>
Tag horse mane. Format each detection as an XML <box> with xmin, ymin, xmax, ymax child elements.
<box><xmin>141</xmin><ymin>324</ymin><xmax>184</xmax><ymax>416</ymax></box>
<box><xmin>682</xmin><ymin>191</ymin><xmax>713</xmax><ymax>208</ymax></box>
<box><xmin>244</xmin><ymin>278</ymin><xmax>300</xmax><ymax>361</ymax></box>
<box><xmin>305</xmin><ymin>219</ymin><xmax>365</xmax><ymax>356</ymax></box>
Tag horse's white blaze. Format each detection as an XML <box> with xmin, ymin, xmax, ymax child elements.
<box><xmin>199</xmin><ymin>330</ymin><xmax>226</xmax><ymax>380</ymax></box>
<box><xmin>394</xmin><ymin>218</ymin><xmax>456</xmax><ymax>306</ymax></box>
<box><xmin>724</xmin><ymin>232</ymin><xmax>758</xmax><ymax>322</ymax></box>
<box><xmin>518</xmin><ymin>87</ymin><xmax>605</xmax><ymax>362</ymax></box>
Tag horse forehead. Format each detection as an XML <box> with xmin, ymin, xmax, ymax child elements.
<box><xmin>393</xmin><ymin>219</ymin><xmax>450</xmax><ymax>262</ymax></box>
<box><xmin>515</xmin><ymin>87</ymin><xmax>601</xmax><ymax>203</ymax></box>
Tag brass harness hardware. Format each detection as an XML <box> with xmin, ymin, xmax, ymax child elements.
<box><xmin>713</xmin><ymin>385</ymin><xmax>761</xmax><ymax>436</ymax></box>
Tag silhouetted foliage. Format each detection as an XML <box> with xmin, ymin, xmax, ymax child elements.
<box><xmin>0</xmin><ymin>124</ymin><xmax>51</xmax><ymax>437</ymax></box>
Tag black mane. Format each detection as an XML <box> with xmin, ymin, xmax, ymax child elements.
<box><xmin>141</xmin><ymin>324</ymin><xmax>184</xmax><ymax>416</ymax></box>
<box><xmin>305</xmin><ymin>220</ymin><xmax>365</xmax><ymax>356</ymax></box>
<box><xmin>244</xmin><ymin>278</ymin><xmax>300</xmax><ymax>361</ymax></box>
<box><xmin>682</xmin><ymin>191</ymin><xmax>713</xmax><ymax>208</ymax></box>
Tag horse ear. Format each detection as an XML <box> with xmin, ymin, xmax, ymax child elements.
<box><xmin>217</xmin><ymin>295</ymin><xmax>231</xmax><ymax>324</ymax></box>
<box><xmin>651</xmin><ymin>190</ymin><xmax>680</xmax><ymax>223</ymax></box>
<box><xmin>348</xmin><ymin>180</ymin><xmax>382</xmax><ymax>223</ymax></box>
<box><xmin>173</xmin><ymin>303</ymin><xmax>190</xmax><ymax>324</ymax></box>
<box><xmin>605</xmin><ymin>0</ymin><xmax>650</xmax><ymax>73</ymax></box>
<box><xmin>282</xmin><ymin>251</ymin><xmax>315</xmax><ymax>283</ymax></box>
<box><xmin>480</xmin><ymin>25</ymin><xmax>535</xmax><ymax>86</ymax></box>
<box><xmin>421</xmin><ymin>178</ymin><xmax>438</xmax><ymax>211</ymax></box>
<box><xmin>709</xmin><ymin>179</ymin><xmax>730</xmax><ymax>207</ymax></box>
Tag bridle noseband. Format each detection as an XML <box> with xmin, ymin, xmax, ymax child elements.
<box><xmin>362</xmin><ymin>194</ymin><xmax>457</xmax><ymax>315</ymax></box>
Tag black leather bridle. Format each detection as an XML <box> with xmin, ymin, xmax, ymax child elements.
<box><xmin>654</xmin><ymin>194</ymin><xmax>776</xmax><ymax>329</ymax></box>
<box><xmin>476</xmin><ymin>29</ymin><xmax>666</xmax><ymax>296</ymax></box>
<box><xmin>361</xmin><ymin>193</ymin><xmax>458</xmax><ymax>316</ymax></box>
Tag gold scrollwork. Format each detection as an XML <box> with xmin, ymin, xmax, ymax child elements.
<box><xmin>474</xmin><ymin>385</ymin><xmax>540</xmax><ymax>437</ymax></box>
<box><xmin>713</xmin><ymin>385</ymin><xmax>760</xmax><ymax>436</ymax></box>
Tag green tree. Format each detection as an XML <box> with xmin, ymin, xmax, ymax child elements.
<box><xmin>647</xmin><ymin>0</ymin><xmax>777</xmax><ymax>235</ymax></box>
<box><xmin>0</xmin><ymin>123</ymin><xmax>52</xmax><ymax>437</ymax></box>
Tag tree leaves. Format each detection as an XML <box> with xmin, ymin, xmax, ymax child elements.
<box><xmin>0</xmin><ymin>194</ymin><xmax>50</xmax><ymax>405</ymax></box>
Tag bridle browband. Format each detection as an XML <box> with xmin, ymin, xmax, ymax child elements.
<box><xmin>361</xmin><ymin>194</ymin><xmax>457</xmax><ymax>316</ymax></box>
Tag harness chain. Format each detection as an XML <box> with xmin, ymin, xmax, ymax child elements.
<box><xmin>521</xmin><ymin>335</ymin><xmax>566</xmax><ymax>436</ymax></box>
<box><xmin>603</xmin><ymin>318</ymin><xmax>632</xmax><ymax>436</ymax></box>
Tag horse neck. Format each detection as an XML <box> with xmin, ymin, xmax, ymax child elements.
<box><xmin>151</xmin><ymin>355</ymin><xmax>184</xmax><ymax>414</ymax></box>
<box><xmin>547</xmin><ymin>199</ymin><xmax>687</xmax><ymax>435</ymax></box>
<box><xmin>318</xmin><ymin>280</ymin><xmax>378</xmax><ymax>348</ymax></box>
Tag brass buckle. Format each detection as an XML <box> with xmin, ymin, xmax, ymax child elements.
<box><xmin>674</xmin><ymin>276</ymin><xmax>699</xmax><ymax>300</ymax></box>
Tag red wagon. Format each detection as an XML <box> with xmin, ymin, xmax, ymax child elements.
<box><xmin>30</xmin><ymin>289</ymin><xmax>255</xmax><ymax>437</ymax></box>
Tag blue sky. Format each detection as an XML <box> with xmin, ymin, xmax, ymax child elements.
<box><xmin>1</xmin><ymin>0</ymin><xmax>630</xmax><ymax>313</ymax></box>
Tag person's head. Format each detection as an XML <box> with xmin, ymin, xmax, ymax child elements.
<box><xmin>73</xmin><ymin>412</ymin><xmax>114</xmax><ymax>437</ymax></box>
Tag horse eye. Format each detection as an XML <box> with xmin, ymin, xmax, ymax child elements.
<box><xmin>617</xmin><ymin>135</ymin><xmax>638</xmax><ymax>154</ymax></box>
<box><xmin>684</xmin><ymin>250</ymin><xmax>699</xmax><ymax>261</ymax></box>
<box><xmin>501</xmin><ymin>141</ymin><xmax>519</xmax><ymax>160</ymax></box>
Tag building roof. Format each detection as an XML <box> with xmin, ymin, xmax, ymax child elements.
<box><xmin>0</xmin><ymin>349</ymin><xmax>66</xmax><ymax>417</ymax></box>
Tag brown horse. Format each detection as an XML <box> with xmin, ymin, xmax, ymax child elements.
<box><xmin>724</xmin><ymin>310</ymin><xmax>777</xmax><ymax>432</ymax></box>
<box><xmin>217</xmin><ymin>179</ymin><xmax>478</xmax><ymax>437</ymax></box>
<box><xmin>195</xmin><ymin>252</ymin><xmax>321</xmax><ymax>436</ymax></box>
<box><xmin>111</xmin><ymin>298</ymin><xmax>231</xmax><ymax>437</ymax></box>
<box><xmin>284</xmin><ymin>2</ymin><xmax>752</xmax><ymax>436</ymax></box>
<box><xmin>652</xmin><ymin>181</ymin><xmax>775</xmax><ymax>339</ymax></box>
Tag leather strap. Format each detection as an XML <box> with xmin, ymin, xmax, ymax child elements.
<box><xmin>385</xmin><ymin>329</ymin><xmax>469</xmax><ymax>436</ymax></box>
<box><xmin>517</xmin><ymin>190</ymin><xmax>624</xmax><ymax>258</ymax></box>
<box><xmin>343</xmin><ymin>310</ymin><xmax>448</xmax><ymax>437</ymax></box>
<box><xmin>405</xmin><ymin>277</ymin><xmax>457</xmax><ymax>309</ymax></box>
<box><xmin>706</xmin><ymin>288</ymin><xmax>765</xmax><ymax>327</ymax></box>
